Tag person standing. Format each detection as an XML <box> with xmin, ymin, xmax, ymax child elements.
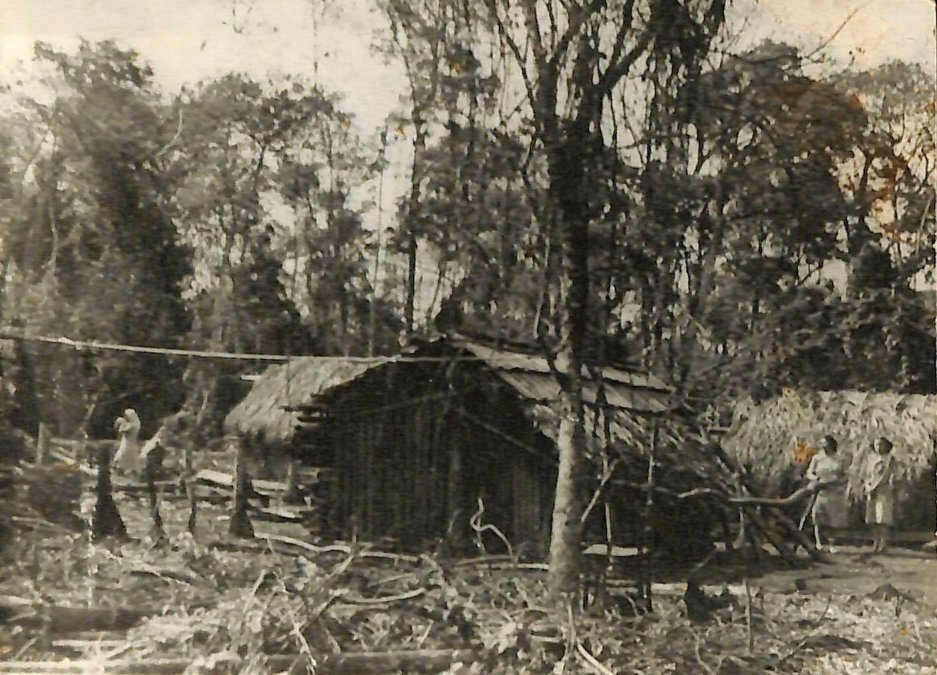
<box><xmin>805</xmin><ymin>435</ymin><xmax>848</xmax><ymax>551</ymax></box>
<box><xmin>864</xmin><ymin>437</ymin><xmax>897</xmax><ymax>553</ymax></box>
<box><xmin>113</xmin><ymin>408</ymin><xmax>143</xmax><ymax>475</ymax></box>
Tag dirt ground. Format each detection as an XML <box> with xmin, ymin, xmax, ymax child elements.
<box><xmin>752</xmin><ymin>546</ymin><xmax>937</xmax><ymax>607</ymax></box>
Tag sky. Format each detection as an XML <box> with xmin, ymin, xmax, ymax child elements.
<box><xmin>1</xmin><ymin>0</ymin><xmax>934</xmax><ymax>135</ymax></box>
<box><xmin>0</xmin><ymin>0</ymin><xmax>405</xmax><ymax>132</ymax></box>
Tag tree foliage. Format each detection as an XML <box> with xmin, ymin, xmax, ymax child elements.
<box><xmin>0</xmin><ymin>41</ymin><xmax>393</xmax><ymax>438</ymax></box>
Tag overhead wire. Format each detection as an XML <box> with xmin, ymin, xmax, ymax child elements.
<box><xmin>0</xmin><ymin>330</ymin><xmax>541</xmax><ymax>364</ymax></box>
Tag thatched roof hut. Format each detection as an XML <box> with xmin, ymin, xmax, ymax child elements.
<box><xmin>223</xmin><ymin>359</ymin><xmax>376</xmax><ymax>448</ymax></box>
<box><xmin>724</xmin><ymin>390</ymin><xmax>937</xmax><ymax>521</ymax></box>
<box><xmin>305</xmin><ymin>334</ymin><xmax>742</xmax><ymax>556</ymax></box>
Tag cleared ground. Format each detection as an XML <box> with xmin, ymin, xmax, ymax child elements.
<box><xmin>1</xmin><ymin>476</ymin><xmax>935</xmax><ymax>674</ymax></box>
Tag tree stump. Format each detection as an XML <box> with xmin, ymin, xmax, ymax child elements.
<box><xmin>144</xmin><ymin>470</ymin><xmax>165</xmax><ymax>545</ymax></box>
<box><xmin>91</xmin><ymin>446</ymin><xmax>128</xmax><ymax>542</ymax></box>
<box><xmin>35</xmin><ymin>423</ymin><xmax>51</xmax><ymax>465</ymax></box>
<box><xmin>228</xmin><ymin>440</ymin><xmax>254</xmax><ymax>539</ymax></box>
<box><xmin>284</xmin><ymin>458</ymin><xmax>305</xmax><ymax>505</ymax></box>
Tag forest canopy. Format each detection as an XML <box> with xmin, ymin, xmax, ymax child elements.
<box><xmin>0</xmin><ymin>9</ymin><xmax>933</xmax><ymax>443</ymax></box>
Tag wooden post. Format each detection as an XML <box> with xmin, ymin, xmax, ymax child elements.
<box><xmin>640</xmin><ymin>424</ymin><xmax>658</xmax><ymax>613</ymax></box>
<box><xmin>91</xmin><ymin>446</ymin><xmax>128</xmax><ymax>542</ymax></box>
<box><xmin>284</xmin><ymin>456</ymin><xmax>304</xmax><ymax>505</ymax></box>
<box><xmin>185</xmin><ymin>478</ymin><xmax>198</xmax><ymax>536</ymax></box>
<box><xmin>35</xmin><ymin>423</ymin><xmax>50</xmax><ymax>465</ymax></box>
<box><xmin>229</xmin><ymin>438</ymin><xmax>255</xmax><ymax>539</ymax></box>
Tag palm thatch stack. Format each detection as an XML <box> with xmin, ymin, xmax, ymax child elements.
<box><xmin>725</xmin><ymin>390</ymin><xmax>937</xmax><ymax>504</ymax></box>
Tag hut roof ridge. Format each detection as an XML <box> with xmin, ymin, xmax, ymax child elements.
<box><xmin>447</xmin><ymin>334</ymin><xmax>672</xmax><ymax>392</ymax></box>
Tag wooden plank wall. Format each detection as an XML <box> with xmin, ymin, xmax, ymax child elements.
<box><xmin>324</xmin><ymin>365</ymin><xmax>559</xmax><ymax>555</ymax></box>
<box><xmin>329</xmin><ymin>392</ymin><xmax>453</xmax><ymax>547</ymax></box>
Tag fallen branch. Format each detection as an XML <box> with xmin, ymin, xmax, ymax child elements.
<box><xmin>340</xmin><ymin>588</ymin><xmax>427</xmax><ymax>606</ymax></box>
<box><xmin>51</xmin><ymin>638</ymin><xmax>127</xmax><ymax>651</ymax></box>
<box><xmin>451</xmin><ymin>555</ymin><xmax>514</xmax><ymax>567</ymax></box>
<box><xmin>10</xmin><ymin>636</ymin><xmax>39</xmax><ymax>660</ymax></box>
<box><xmin>261</xmin><ymin>534</ymin><xmax>421</xmax><ymax>563</ymax></box>
<box><xmin>776</xmin><ymin>595</ymin><xmax>834</xmax><ymax>666</ymax></box>
<box><xmin>249</xmin><ymin>504</ymin><xmax>313</xmax><ymax>523</ymax></box>
<box><xmin>128</xmin><ymin>568</ymin><xmax>198</xmax><ymax>585</ymax></box>
<box><xmin>479</xmin><ymin>562</ymin><xmax>549</xmax><ymax>572</ymax></box>
<box><xmin>614</xmin><ymin>479</ymin><xmax>837</xmax><ymax>506</ymax></box>
<box><xmin>469</xmin><ymin>497</ymin><xmax>514</xmax><ymax>559</ymax></box>
<box><xmin>691</xmin><ymin>630</ymin><xmax>716</xmax><ymax>675</ymax></box>
<box><xmin>97</xmin><ymin>548</ymin><xmax>198</xmax><ymax>585</ymax></box>
<box><xmin>576</xmin><ymin>640</ymin><xmax>615</xmax><ymax>675</ymax></box>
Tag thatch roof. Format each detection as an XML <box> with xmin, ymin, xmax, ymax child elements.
<box><xmin>724</xmin><ymin>390</ymin><xmax>937</xmax><ymax>501</ymax></box>
<box><xmin>223</xmin><ymin>359</ymin><xmax>376</xmax><ymax>447</ymax></box>
<box><xmin>448</xmin><ymin>337</ymin><xmax>702</xmax><ymax>466</ymax></box>
<box><xmin>455</xmin><ymin>339</ymin><xmax>672</xmax><ymax>412</ymax></box>
<box><xmin>319</xmin><ymin>335</ymin><xmax>721</xmax><ymax>482</ymax></box>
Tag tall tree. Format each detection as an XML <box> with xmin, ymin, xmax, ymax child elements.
<box><xmin>474</xmin><ymin>0</ymin><xmax>728</xmax><ymax>594</ymax></box>
<box><xmin>2</xmin><ymin>40</ymin><xmax>192</xmax><ymax>435</ymax></box>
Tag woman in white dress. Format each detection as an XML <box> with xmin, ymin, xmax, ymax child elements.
<box><xmin>112</xmin><ymin>408</ymin><xmax>143</xmax><ymax>475</ymax></box>
<box><xmin>864</xmin><ymin>437</ymin><xmax>896</xmax><ymax>553</ymax></box>
<box><xmin>805</xmin><ymin>435</ymin><xmax>848</xmax><ymax>550</ymax></box>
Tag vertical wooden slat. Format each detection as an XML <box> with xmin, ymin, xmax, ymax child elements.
<box><xmin>431</xmin><ymin>399</ymin><xmax>441</xmax><ymax>535</ymax></box>
<box><xmin>375</xmin><ymin>412</ymin><xmax>387</xmax><ymax>535</ymax></box>
<box><xmin>339</xmin><ymin>418</ymin><xmax>346</xmax><ymax>538</ymax></box>
<box><xmin>421</xmin><ymin>371</ymin><xmax>431</xmax><ymax>540</ymax></box>
<box><xmin>431</xmin><ymin>398</ymin><xmax>445</xmax><ymax>536</ymax></box>
<box><xmin>446</xmin><ymin>419</ymin><xmax>463</xmax><ymax>550</ymax></box>
<box><xmin>390</xmin><ymin>408</ymin><xmax>401</xmax><ymax>541</ymax></box>
<box><xmin>363</xmin><ymin>420</ymin><xmax>373</xmax><ymax>540</ymax></box>
<box><xmin>369</xmin><ymin>414</ymin><xmax>379</xmax><ymax>535</ymax></box>
<box><xmin>413</xmin><ymin>399</ymin><xmax>424</xmax><ymax>544</ymax></box>
<box><xmin>426</xmin><ymin>398</ymin><xmax>436</xmax><ymax>537</ymax></box>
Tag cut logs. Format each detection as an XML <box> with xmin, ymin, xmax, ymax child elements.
<box><xmin>0</xmin><ymin>649</ymin><xmax>477</xmax><ymax>674</ymax></box>
<box><xmin>0</xmin><ymin>603</ymin><xmax>151</xmax><ymax>634</ymax></box>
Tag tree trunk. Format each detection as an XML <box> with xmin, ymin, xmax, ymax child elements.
<box><xmin>548</xmin><ymin>401</ymin><xmax>587</xmax><ymax>593</ymax></box>
<box><xmin>546</xmin><ymin>130</ymin><xmax>592</xmax><ymax>595</ymax></box>
<box><xmin>404</xmin><ymin>221</ymin><xmax>418</xmax><ymax>335</ymax></box>
<box><xmin>404</xmin><ymin>117</ymin><xmax>425</xmax><ymax>336</ymax></box>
